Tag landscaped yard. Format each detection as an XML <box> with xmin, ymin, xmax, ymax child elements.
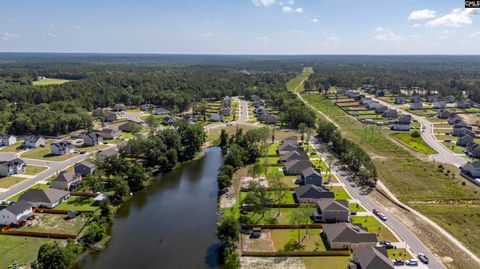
<box><xmin>55</xmin><ymin>196</ymin><xmax>98</xmax><ymax>212</ymax></box>
<box><xmin>0</xmin><ymin>142</ymin><xmax>24</xmax><ymax>152</ymax></box>
<box><xmin>240</xmin><ymin>191</ymin><xmax>296</xmax><ymax>204</ymax></box>
<box><xmin>0</xmin><ymin>234</ymin><xmax>59</xmax><ymax>268</ymax></box>
<box><xmin>0</xmin><ymin>176</ymin><xmax>26</xmax><ymax>189</ymax></box>
<box><xmin>16</xmin><ymin>213</ymin><xmax>89</xmax><ymax>234</ymax></box>
<box><xmin>21</xmin><ymin>146</ymin><xmax>76</xmax><ymax>161</ymax></box>
<box><xmin>348</xmin><ymin>203</ymin><xmax>366</xmax><ymax>212</ymax></box>
<box><xmin>442</xmin><ymin>142</ymin><xmax>465</xmax><ymax>154</ymax></box>
<box><xmin>391</xmin><ymin>132</ymin><xmax>437</xmax><ymax>155</ymax></box>
<box><xmin>270</xmin><ymin>228</ymin><xmax>326</xmax><ymax>251</ymax></box>
<box><xmin>32</xmin><ymin>78</ymin><xmax>70</xmax><ymax>86</ymax></box>
<box><xmin>23</xmin><ymin>165</ymin><xmax>48</xmax><ymax>175</ymax></box>
<box><xmin>387</xmin><ymin>248</ymin><xmax>411</xmax><ymax>260</ymax></box>
<box><xmin>325</xmin><ymin>186</ymin><xmax>351</xmax><ymax>200</ymax></box>
<box><xmin>351</xmin><ymin>216</ymin><xmax>397</xmax><ymax>242</ymax></box>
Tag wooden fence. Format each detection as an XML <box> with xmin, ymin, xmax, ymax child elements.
<box><xmin>70</xmin><ymin>192</ymin><xmax>98</xmax><ymax>197</ymax></box>
<box><xmin>241</xmin><ymin>250</ymin><xmax>351</xmax><ymax>257</ymax></box>
<box><xmin>34</xmin><ymin>208</ymin><xmax>94</xmax><ymax>214</ymax></box>
<box><xmin>1</xmin><ymin>226</ymin><xmax>77</xmax><ymax>239</ymax></box>
<box><xmin>241</xmin><ymin>224</ymin><xmax>323</xmax><ymax>229</ymax></box>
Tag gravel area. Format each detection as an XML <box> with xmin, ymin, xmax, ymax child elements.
<box><xmin>240</xmin><ymin>257</ymin><xmax>306</xmax><ymax>269</ymax></box>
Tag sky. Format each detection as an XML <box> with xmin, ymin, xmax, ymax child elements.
<box><xmin>0</xmin><ymin>0</ymin><xmax>479</xmax><ymax>54</ymax></box>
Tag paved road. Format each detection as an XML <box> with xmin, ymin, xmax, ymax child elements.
<box><xmin>310</xmin><ymin>140</ymin><xmax>444</xmax><ymax>269</ymax></box>
<box><xmin>238</xmin><ymin>98</ymin><xmax>248</xmax><ymax>124</ymax></box>
<box><xmin>369</xmin><ymin>95</ymin><xmax>468</xmax><ymax>167</ymax></box>
<box><xmin>122</xmin><ymin>111</ymin><xmax>145</xmax><ymax>123</ymax></box>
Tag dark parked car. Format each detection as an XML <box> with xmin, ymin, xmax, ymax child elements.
<box><xmin>350</xmin><ymin>211</ymin><xmax>357</xmax><ymax>216</ymax></box>
<box><xmin>393</xmin><ymin>258</ymin><xmax>405</xmax><ymax>266</ymax></box>
<box><xmin>379</xmin><ymin>240</ymin><xmax>394</xmax><ymax>249</ymax></box>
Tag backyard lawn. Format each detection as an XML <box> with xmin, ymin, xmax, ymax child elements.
<box><xmin>0</xmin><ymin>234</ymin><xmax>59</xmax><ymax>268</ymax></box>
<box><xmin>302</xmin><ymin>256</ymin><xmax>351</xmax><ymax>269</ymax></box>
<box><xmin>16</xmin><ymin>213</ymin><xmax>89</xmax><ymax>234</ymax></box>
<box><xmin>240</xmin><ymin>191</ymin><xmax>296</xmax><ymax>204</ymax></box>
<box><xmin>55</xmin><ymin>196</ymin><xmax>98</xmax><ymax>212</ymax></box>
<box><xmin>271</xmin><ymin>228</ymin><xmax>326</xmax><ymax>252</ymax></box>
<box><xmin>391</xmin><ymin>132</ymin><xmax>437</xmax><ymax>155</ymax></box>
<box><xmin>0</xmin><ymin>142</ymin><xmax>24</xmax><ymax>152</ymax></box>
<box><xmin>0</xmin><ymin>176</ymin><xmax>26</xmax><ymax>189</ymax></box>
<box><xmin>351</xmin><ymin>216</ymin><xmax>397</xmax><ymax>242</ymax></box>
<box><xmin>23</xmin><ymin>165</ymin><xmax>48</xmax><ymax>175</ymax></box>
<box><xmin>21</xmin><ymin>147</ymin><xmax>76</xmax><ymax>161</ymax></box>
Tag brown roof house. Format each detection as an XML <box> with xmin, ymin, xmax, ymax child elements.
<box><xmin>294</xmin><ymin>184</ymin><xmax>334</xmax><ymax>203</ymax></box>
<box><xmin>18</xmin><ymin>188</ymin><xmax>70</xmax><ymax>208</ymax></box>
<box><xmin>348</xmin><ymin>246</ymin><xmax>394</xmax><ymax>269</ymax></box>
<box><xmin>322</xmin><ymin>223</ymin><xmax>378</xmax><ymax>250</ymax></box>
<box><xmin>51</xmin><ymin>171</ymin><xmax>82</xmax><ymax>191</ymax></box>
<box><xmin>312</xmin><ymin>198</ymin><xmax>349</xmax><ymax>223</ymax></box>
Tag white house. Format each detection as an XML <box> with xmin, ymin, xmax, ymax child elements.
<box><xmin>50</xmin><ymin>141</ymin><xmax>75</xmax><ymax>155</ymax></box>
<box><xmin>0</xmin><ymin>158</ymin><xmax>26</xmax><ymax>177</ymax></box>
<box><xmin>0</xmin><ymin>135</ymin><xmax>17</xmax><ymax>147</ymax></box>
<box><xmin>23</xmin><ymin>135</ymin><xmax>45</xmax><ymax>148</ymax></box>
<box><xmin>390</xmin><ymin>123</ymin><xmax>410</xmax><ymax>131</ymax></box>
<box><xmin>461</xmin><ymin>161</ymin><xmax>480</xmax><ymax>178</ymax></box>
<box><xmin>0</xmin><ymin>201</ymin><xmax>33</xmax><ymax>225</ymax></box>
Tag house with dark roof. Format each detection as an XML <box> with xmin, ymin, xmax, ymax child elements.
<box><xmin>282</xmin><ymin>136</ymin><xmax>298</xmax><ymax>144</ymax></box>
<box><xmin>375</xmin><ymin>90</ymin><xmax>385</xmax><ymax>97</ymax></box>
<box><xmin>74</xmin><ymin>161</ymin><xmax>96</xmax><ymax>176</ymax></box>
<box><xmin>257</xmin><ymin>113</ymin><xmax>267</xmax><ymax>122</ymax></box>
<box><xmin>0</xmin><ymin>201</ymin><xmax>33</xmax><ymax>225</ymax></box>
<box><xmin>51</xmin><ymin>141</ymin><xmax>75</xmax><ymax>156</ymax></box>
<box><xmin>452</xmin><ymin>127</ymin><xmax>475</xmax><ymax>137</ymax></box>
<box><xmin>113</xmin><ymin>103</ymin><xmax>126</xmax><ymax>112</ymax></box>
<box><xmin>0</xmin><ymin>158</ymin><xmax>26</xmax><ymax>177</ymax></box>
<box><xmin>360</xmin><ymin>98</ymin><xmax>372</xmax><ymax>105</ymax></box>
<box><xmin>294</xmin><ymin>184</ymin><xmax>334</xmax><ymax>203</ymax></box>
<box><xmin>390</xmin><ymin>123</ymin><xmax>410</xmax><ymax>131</ymax></box>
<box><xmin>393</xmin><ymin>97</ymin><xmax>405</xmax><ymax>104</ymax></box>
<box><xmin>277</xmin><ymin>143</ymin><xmax>299</xmax><ymax>154</ymax></box>
<box><xmin>100</xmin><ymin>128</ymin><xmax>121</xmax><ymax>140</ymax></box>
<box><xmin>409</xmin><ymin>102</ymin><xmax>423</xmax><ymax>110</ymax></box>
<box><xmin>453</xmin><ymin>121</ymin><xmax>472</xmax><ymax>130</ymax></box>
<box><xmin>18</xmin><ymin>188</ymin><xmax>70</xmax><ymax>208</ymax></box>
<box><xmin>461</xmin><ymin>160</ymin><xmax>480</xmax><ymax>177</ymax></box>
<box><xmin>445</xmin><ymin>95</ymin><xmax>456</xmax><ymax>103</ymax></box>
<box><xmin>84</xmin><ymin>132</ymin><xmax>103</xmax><ymax>147</ymax></box>
<box><xmin>23</xmin><ymin>135</ymin><xmax>45</xmax><ymax>148</ymax></box>
<box><xmin>457</xmin><ymin>100</ymin><xmax>473</xmax><ymax>109</ymax></box>
<box><xmin>266</xmin><ymin>114</ymin><xmax>278</xmax><ymax>124</ymax></box>
<box><xmin>284</xmin><ymin>160</ymin><xmax>313</xmax><ymax>175</ymax></box>
<box><xmin>280</xmin><ymin>150</ymin><xmax>309</xmax><ymax>163</ymax></box>
<box><xmin>51</xmin><ymin>171</ymin><xmax>82</xmax><ymax>191</ymax></box>
<box><xmin>457</xmin><ymin>134</ymin><xmax>475</xmax><ymax>147</ymax></box>
<box><xmin>0</xmin><ymin>135</ymin><xmax>16</xmax><ymax>147</ymax></box>
<box><xmin>432</xmin><ymin>101</ymin><xmax>446</xmax><ymax>109</ymax></box>
<box><xmin>466</xmin><ymin>143</ymin><xmax>480</xmax><ymax>158</ymax></box>
<box><xmin>398</xmin><ymin>115</ymin><xmax>411</xmax><ymax>124</ymax></box>
<box><xmin>103</xmin><ymin>111</ymin><xmax>118</xmax><ymax>122</ymax></box>
<box><xmin>119</xmin><ymin>121</ymin><xmax>142</xmax><ymax>133</ymax></box>
<box><xmin>140</xmin><ymin>104</ymin><xmax>155</xmax><ymax>111</ymax></box>
<box><xmin>210</xmin><ymin>113</ymin><xmax>223</xmax><ymax>122</ymax></box>
<box><xmin>437</xmin><ymin>110</ymin><xmax>451</xmax><ymax>119</ymax></box>
<box><xmin>97</xmin><ymin>147</ymin><xmax>119</xmax><ymax>159</ymax></box>
<box><xmin>349</xmin><ymin>246</ymin><xmax>394</xmax><ymax>269</ymax></box>
<box><xmin>374</xmin><ymin>106</ymin><xmax>388</xmax><ymax>114</ymax></box>
<box><xmin>448</xmin><ymin>115</ymin><xmax>463</xmax><ymax>125</ymax></box>
<box><xmin>382</xmin><ymin>109</ymin><xmax>398</xmax><ymax>119</ymax></box>
<box><xmin>313</xmin><ymin>199</ymin><xmax>349</xmax><ymax>223</ymax></box>
<box><xmin>322</xmin><ymin>223</ymin><xmax>378</xmax><ymax>250</ymax></box>
<box><xmin>409</xmin><ymin>96</ymin><xmax>422</xmax><ymax>103</ymax></box>
<box><xmin>366</xmin><ymin>102</ymin><xmax>381</xmax><ymax>109</ymax></box>
<box><xmin>297</xmin><ymin>167</ymin><xmax>323</xmax><ymax>186</ymax></box>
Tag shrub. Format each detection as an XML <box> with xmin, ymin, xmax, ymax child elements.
<box><xmin>411</xmin><ymin>130</ymin><xmax>421</xmax><ymax>138</ymax></box>
<box><xmin>283</xmin><ymin>239</ymin><xmax>304</xmax><ymax>251</ymax></box>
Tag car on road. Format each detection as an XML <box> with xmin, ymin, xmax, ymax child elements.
<box><xmin>405</xmin><ymin>259</ymin><xmax>418</xmax><ymax>266</ymax></box>
<box><xmin>417</xmin><ymin>253</ymin><xmax>429</xmax><ymax>264</ymax></box>
<box><xmin>378</xmin><ymin>213</ymin><xmax>388</xmax><ymax>221</ymax></box>
<box><xmin>393</xmin><ymin>258</ymin><xmax>405</xmax><ymax>266</ymax></box>
<box><xmin>372</xmin><ymin>209</ymin><xmax>379</xmax><ymax>215</ymax></box>
<box><xmin>350</xmin><ymin>211</ymin><xmax>357</xmax><ymax>216</ymax></box>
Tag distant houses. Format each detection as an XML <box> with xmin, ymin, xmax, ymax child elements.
<box><xmin>51</xmin><ymin>140</ymin><xmax>75</xmax><ymax>155</ymax></box>
<box><xmin>99</xmin><ymin>128</ymin><xmax>121</xmax><ymax>140</ymax></box>
<box><xmin>437</xmin><ymin>110</ymin><xmax>451</xmax><ymax>119</ymax></box>
<box><xmin>210</xmin><ymin>113</ymin><xmax>223</xmax><ymax>122</ymax></box>
<box><xmin>23</xmin><ymin>135</ymin><xmax>45</xmax><ymax>148</ymax></box>
<box><xmin>409</xmin><ymin>102</ymin><xmax>423</xmax><ymax>110</ymax></box>
<box><xmin>0</xmin><ymin>158</ymin><xmax>26</xmax><ymax>177</ymax></box>
<box><xmin>0</xmin><ymin>134</ymin><xmax>16</xmax><ymax>147</ymax></box>
<box><xmin>153</xmin><ymin>107</ymin><xmax>170</xmax><ymax>115</ymax></box>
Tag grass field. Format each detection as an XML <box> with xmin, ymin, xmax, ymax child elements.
<box><xmin>21</xmin><ymin>147</ymin><xmax>76</xmax><ymax>161</ymax></box>
<box><xmin>0</xmin><ymin>142</ymin><xmax>24</xmax><ymax>152</ymax></box>
<box><xmin>32</xmin><ymin>78</ymin><xmax>70</xmax><ymax>86</ymax></box>
<box><xmin>442</xmin><ymin>142</ymin><xmax>465</xmax><ymax>154</ymax></box>
<box><xmin>271</xmin><ymin>228</ymin><xmax>326</xmax><ymax>252</ymax></box>
<box><xmin>286</xmin><ymin>67</ymin><xmax>313</xmax><ymax>92</ymax></box>
<box><xmin>302</xmin><ymin>256</ymin><xmax>351</xmax><ymax>269</ymax></box>
<box><xmin>391</xmin><ymin>132</ymin><xmax>437</xmax><ymax>155</ymax></box>
<box><xmin>55</xmin><ymin>196</ymin><xmax>98</xmax><ymax>212</ymax></box>
<box><xmin>0</xmin><ymin>176</ymin><xmax>26</xmax><ymax>189</ymax></box>
<box><xmin>351</xmin><ymin>216</ymin><xmax>397</xmax><ymax>242</ymax></box>
<box><xmin>326</xmin><ymin>186</ymin><xmax>351</xmax><ymax>200</ymax></box>
<box><xmin>16</xmin><ymin>213</ymin><xmax>88</xmax><ymax>234</ymax></box>
<box><xmin>23</xmin><ymin>165</ymin><xmax>48</xmax><ymax>175</ymax></box>
<box><xmin>0</xmin><ymin>234</ymin><xmax>59</xmax><ymax>268</ymax></box>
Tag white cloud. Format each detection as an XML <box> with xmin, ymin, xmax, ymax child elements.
<box><xmin>310</xmin><ymin>18</ymin><xmax>319</xmax><ymax>23</ymax></box>
<box><xmin>1</xmin><ymin>32</ymin><xmax>20</xmax><ymax>41</ymax></box>
<box><xmin>412</xmin><ymin>23</ymin><xmax>422</xmax><ymax>28</ymax></box>
<box><xmin>373</xmin><ymin>32</ymin><xmax>401</xmax><ymax>41</ymax></box>
<box><xmin>408</xmin><ymin>9</ymin><xmax>436</xmax><ymax>20</ymax></box>
<box><xmin>282</xmin><ymin>6</ymin><xmax>293</xmax><ymax>13</ymax></box>
<box><xmin>294</xmin><ymin>7</ymin><xmax>303</xmax><ymax>13</ymax></box>
<box><xmin>326</xmin><ymin>36</ymin><xmax>339</xmax><ymax>43</ymax></box>
<box><xmin>252</xmin><ymin>0</ymin><xmax>276</xmax><ymax>7</ymax></box>
<box><xmin>47</xmin><ymin>32</ymin><xmax>57</xmax><ymax>38</ymax></box>
<box><xmin>202</xmin><ymin>32</ymin><xmax>213</xmax><ymax>37</ymax></box>
<box><xmin>426</xmin><ymin>8</ymin><xmax>478</xmax><ymax>27</ymax></box>
<box><xmin>75</xmin><ymin>26</ymin><xmax>83</xmax><ymax>30</ymax></box>
<box><xmin>256</xmin><ymin>35</ymin><xmax>269</xmax><ymax>44</ymax></box>
<box><xmin>374</xmin><ymin>27</ymin><xmax>384</xmax><ymax>32</ymax></box>
<box><xmin>470</xmin><ymin>31</ymin><xmax>480</xmax><ymax>37</ymax></box>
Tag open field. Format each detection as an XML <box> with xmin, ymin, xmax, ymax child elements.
<box><xmin>21</xmin><ymin>147</ymin><xmax>76</xmax><ymax>161</ymax></box>
<box><xmin>23</xmin><ymin>165</ymin><xmax>48</xmax><ymax>175</ymax></box>
<box><xmin>0</xmin><ymin>234</ymin><xmax>60</xmax><ymax>268</ymax></box>
<box><xmin>0</xmin><ymin>176</ymin><xmax>26</xmax><ymax>189</ymax></box>
<box><xmin>302</xmin><ymin>256</ymin><xmax>351</xmax><ymax>269</ymax></box>
<box><xmin>32</xmin><ymin>78</ymin><xmax>70</xmax><ymax>85</ymax></box>
<box><xmin>286</xmin><ymin>67</ymin><xmax>313</xmax><ymax>92</ymax></box>
<box><xmin>391</xmin><ymin>132</ymin><xmax>437</xmax><ymax>155</ymax></box>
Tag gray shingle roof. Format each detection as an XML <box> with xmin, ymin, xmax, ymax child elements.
<box><xmin>323</xmin><ymin>223</ymin><xmax>377</xmax><ymax>244</ymax></box>
<box><xmin>317</xmin><ymin>199</ymin><xmax>349</xmax><ymax>211</ymax></box>
<box><xmin>3</xmin><ymin>201</ymin><xmax>32</xmax><ymax>215</ymax></box>
<box><xmin>18</xmin><ymin>189</ymin><xmax>69</xmax><ymax>204</ymax></box>
<box><xmin>352</xmin><ymin>246</ymin><xmax>394</xmax><ymax>269</ymax></box>
<box><xmin>53</xmin><ymin>171</ymin><xmax>79</xmax><ymax>183</ymax></box>
<box><xmin>284</xmin><ymin>159</ymin><xmax>312</xmax><ymax>172</ymax></box>
<box><xmin>294</xmin><ymin>184</ymin><xmax>334</xmax><ymax>200</ymax></box>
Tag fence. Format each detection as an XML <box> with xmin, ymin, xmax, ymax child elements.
<box><xmin>240</xmin><ymin>187</ymin><xmax>295</xmax><ymax>192</ymax></box>
<box><xmin>70</xmin><ymin>192</ymin><xmax>98</xmax><ymax>197</ymax></box>
<box><xmin>34</xmin><ymin>208</ymin><xmax>94</xmax><ymax>214</ymax></box>
<box><xmin>1</xmin><ymin>226</ymin><xmax>77</xmax><ymax>239</ymax></box>
<box><xmin>241</xmin><ymin>224</ymin><xmax>323</xmax><ymax>229</ymax></box>
<box><xmin>241</xmin><ymin>250</ymin><xmax>351</xmax><ymax>257</ymax></box>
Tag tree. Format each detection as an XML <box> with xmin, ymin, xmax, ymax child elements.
<box><xmin>35</xmin><ymin>242</ymin><xmax>73</xmax><ymax>269</ymax></box>
<box><xmin>298</xmin><ymin>204</ymin><xmax>313</xmax><ymax>238</ymax></box>
<box><xmin>243</xmin><ymin>181</ymin><xmax>268</xmax><ymax>222</ymax></box>
<box><xmin>232</xmin><ymin>101</ymin><xmax>239</xmax><ymax>121</ymax></box>
<box><xmin>248</xmin><ymin>162</ymin><xmax>266</xmax><ymax>179</ymax></box>
<box><xmin>217</xmin><ymin>216</ymin><xmax>240</xmax><ymax>243</ymax></box>
<box><xmin>197</xmin><ymin>99</ymin><xmax>209</xmax><ymax>121</ymax></box>
<box><xmin>267</xmin><ymin>172</ymin><xmax>288</xmax><ymax>217</ymax></box>
<box><xmin>298</xmin><ymin>123</ymin><xmax>308</xmax><ymax>144</ymax></box>
<box><xmin>219</xmin><ymin>129</ymin><xmax>229</xmax><ymax>150</ymax></box>
<box><xmin>83</xmin><ymin>220</ymin><xmax>105</xmax><ymax>244</ymax></box>
<box><xmin>125</xmin><ymin>162</ymin><xmax>150</xmax><ymax>191</ymax></box>
<box><xmin>111</xmin><ymin>177</ymin><xmax>130</xmax><ymax>205</ymax></box>
<box><xmin>289</xmin><ymin>209</ymin><xmax>304</xmax><ymax>243</ymax></box>
<box><xmin>83</xmin><ymin>172</ymin><xmax>104</xmax><ymax>193</ymax></box>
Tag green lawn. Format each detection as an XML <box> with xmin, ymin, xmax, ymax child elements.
<box><xmin>302</xmin><ymin>256</ymin><xmax>351</xmax><ymax>269</ymax></box>
<box><xmin>349</xmin><ymin>203</ymin><xmax>366</xmax><ymax>212</ymax></box>
<box><xmin>271</xmin><ymin>228</ymin><xmax>326</xmax><ymax>251</ymax></box>
<box><xmin>0</xmin><ymin>142</ymin><xmax>24</xmax><ymax>152</ymax></box>
<box><xmin>23</xmin><ymin>165</ymin><xmax>48</xmax><ymax>175</ymax></box>
<box><xmin>442</xmin><ymin>142</ymin><xmax>465</xmax><ymax>154</ymax></box>
<box><xmin>267</xmin><ymin>143</ymin><xmax>279</xmax><ymax>155</ymax></box>
<box><xmin>286</xmin><ymin>67</ymin><xmax>313</xmax><ymax>92</ymax></box>
<box><xmin>7</xmin><ymin>184</ymin><xmax>50</xmax><ymax>201</ymax></box>
<box><xmin>326</xmin><ymin>186</ymin><xmax>351</xmax><ymax>200</ymax></box>
<box><xmin>0</xmin><ymin>176</ymin><xmax>26</xmax><ymax>189</ymax></box>
<box><xmin>258</xmin><ymin>156</ymin><xmax>280</xmax><ymax>165</ymax></box>
<box><xmin>391</xmin><ymin>132</ymin><xmax>437</xmax><ymax>155</ymax></box>
<box><xmin>21</xmin><ymin>147</ymin><xmax>76</xmax><ymax>161</ymax></box>
<box><xmin>240</xmin><ymin>191</ymin><xmax>296</xmax><ymax>204</ymax></box>
<box><xmin>240</xmin><ymin>208</ymin><xmax>303</xmax><ymax>225</ymax></box>
<box><xmin>55</xmin><ymin>196</ymin><xmax>98</xmax><ymax>212</ymax></box>
<box><xmin>32</xmin><ymin>78</ymin><xmax>70</xmax><ymax>86</ymax></box>
<box><xmin>351</xmin><ymin>216</ymin><xmax>397</xmax><ymax>242</ymax></box>
<box><xmin>387</xmin><ymin>248</ymin><xmax>412</xmax><ymax>260</ymax></box>
<box><xmin>311</xmin><ymin>159</ymin><xmax>329</xmax><ymax>172</ymax></box>
<box><xmin>0</xmin><ymin>234</ymin><xmax>60</xmax><ymax>268</ymax></box>
<box><xmin>78</xmin><ymin>144</ymin><xmax>109</xmax><ymax>152</ymax></box>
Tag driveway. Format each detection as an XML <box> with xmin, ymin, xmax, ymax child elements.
<box><xmin>122</xmin><ymin>111</ymin><xmax>145</xmax><ymax>123</ymax></box>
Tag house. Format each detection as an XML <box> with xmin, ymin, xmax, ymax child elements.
<box><xmin>461</xmin><ymin>160</ymin><xmax>480</xmax><ymax>177</ymax></box>
<box><xmin>119</xmin><ymin>121</ymin><xmax>142</xmax><ymax>133</ymax></box>
<box><xmin>390</xmin><ymin>123</ymin><xmax>410</xmax><ymax>131</ymax></box>
<box><xmin>297</xmin><ymin>167</ymin><xmax>323</xmax><ymax>186</ymax></box>
<box><xmin>284</xmin><ymin>160</ymin><xmax>313</xmax><ymax>175</ymax></box>
<box><xmin>393</xmin><ymin>97</ymin><xmax>405</xmax><ymax>104</ymax></box>
<box><xmin>466</xmin><ymin>143</ymin><xmax>480</xmax><ymax>158</ymax></box>
<box><xmin>427</xmin><ymin>95</ymin><xmax>439</xmax><ymax>103</ymax></box>
<box><xmin>398</xmin><ymin>115</ymin><xmax>411</xmax><ymax>124</ymax></box>
<box><xmin>153</xmin><ymin>107</ymin><xmax>170</xmax><ymax>115</ymax></box>
<box><xmin>113</xmin><ymin>103</ymin><xmax>126</xmax><ymax>112</ymax></box>
<box><xmin>374</xmin><ymin>106</ymin><xmax>388</xmax><ymax>114</ymax></box>
<box><xmin>23</xmin><ymin>135</ymin><xmax>45</xmax><ymax>148</ymax></box>
<box><xmin>220</xmin><ymin>107</ymin><xmax>231</xmax><ymax>116</ymax></box>
<box><xmin>360</xmin><ymin>98</ymin><xmax>372</xmax><ymax>105</ymax></box>
<box><xmin>265</xmin><ymin>114</ymin><xmax>278</xmax><ymax>124</ymax></box>
<box><xmin>452</xmin><ymin>127</ymin><xmax>475</xmax><ymax>137</ymax></box>
<box><xmin>103</xmin><ymin>111</ymin><xmax>118</xmax><ymax>122</ymax></box>
<box><xmin>457</xmin><ymin>100</ymin><xmax>473</xmax><ymax>109</ymax></box>
<box><xmin>409</xmin><ymin>102</ymin><xmax>423</xmax><ymax>110</ymax></box>
<box><xmin>140</xmin><ymin>104</ymin><xmax>155</xmax><ymax>111</ymax></box>
<box><xmin>18</xmin><ymin>188</ymin><xmax>70</xmax><ymax>208</ymax></box>
<box><xmin>366</xmin><ymin>102</ymin><xmax>381</xmax><ymax>109</ymax></box>
<box><xmin>0</xmin><ymin>158</ymin><xmax>26</xmax><ymax>177</ymax></box>
<box><xmin>445</xmin><ymin>95</ymin><xmax>456</xmax><ymax>103</ymax></box>
<box><xmin>453</xmin><ymin>121</ymin><xmax>472</xmax><ymax>130</ymax></box>
<box><xmin>0</xmin><ymin>135</ymin><xmax>16</xmax><ymax>146</ymax></box>
<box><xmin>281</xmin><ymin>137</ymin><xmax>298</xmax><ymax>145</ymax></box>
<box><xmin>100</xmin><ymin>128</ymin><xmax>121</xmax><ymax>140</ymax></box>
<box><xmin>432</xmin><ymin>101</ymin><xmax>446</xmax><ymax>109</ymax></box>
<box><xmin>97</xmin><ymin>147</ymin><xmax>119</xmax><ymax>159</ymax></box>
<box><xmin>409</xmin><ymin>96</ymin><xmax>422</xmax><ymax>103</ymax></box>
<box><xmin>349</xmin><ymin>246</ymin><xmax>394</xmax><ymax>269</ymax></box>
<box><xmin>84</xmin><ymin>132</ymin><xmax>103</xmax><ymax>146</ymax></box>
<box><xmin>210</xmin><ymin>113</ymin><xmax>223</xmax><ymax>122</ymax></box>
<box><xmin>74</xmin><ymin>161</ymin><xmax>96</xmax><ymax>176</ymax></box>
<box><xmin>0</xmin><ymin>201</ymin><xmax>33</xmax><ymax>225</ymax></box>
<box><xmin>257</xmin><ymin>113</ymin><xmax>267</xmax><ymax>122</ymax></box>
<box><xmin>51</xmin><ymin>171</ymin><xmax>82</xmax><ymax>191</ymax></box>
<box><xmin>254</xmin><ymin>99</ymin><xmax>265</xmax><ymax>108</ymax></box>
<box><xmin>322</xmin><ymin>223</ymin><xmax>378</xmax><ymax>250</ymax></box>
<box><xmin>313</xmin><ymin>199</ymin><xmax>349</xmax><ymax>223</ymax></box>
<box><xmin>277</xmin><ymin>143</ymin><xmax>299</xmax><ymax>154</ymax></box>
<box><xmin>375</xmin><ymin>90</ymin><xmax>385</xmax><ymax>97</ymax></box>
<box><xmin>437</xmin><ymin>110</ymin><xmax>451</xmax><ymax>119</ymax></box>
<box><xmin>294</xmin><ymin>184</ymin><xmax>334</xmax><ymax>203</ymax></box>
<box><xmin>457</xmin><ymin>134</ymin><xmax>475</xmax><ymax>147</ymax></box>
<box><xmin>255</xmin><ymin>106</ymin><xmax>265</xmax><ymax>115</ymax></box>
<box><xmin>448</xmin><ymin>115</ymin><xmax>464</xmax><ymax>125</ymax></box>
<box><xmin>280</xmin><ymin>150</ymin><xmax>309</xmax><ymax>163</ymax></box>
<box><xmin>382</xmin><ymin>109</ymin><xmax>398</xmax><ymax>119</ymax></box>
<box><xmin>51</xmin><ymin>141</ymin><xmax>75</xmax><ymax>155</ymax></box>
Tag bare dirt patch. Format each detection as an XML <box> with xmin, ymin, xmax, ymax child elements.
<box><xmin>241</xmin><ymin>176</ymin><xmax>269</xmax><ymax>188</ymax></box>
<box><xmin>241</xmin><ymin>230</ymin><xmax>275</xmax><ymax>252</ymax></box>
<box><xmin>240</xmin><ymin>257</ymin><xmax>306</xmax><ymax>269</ymax></box>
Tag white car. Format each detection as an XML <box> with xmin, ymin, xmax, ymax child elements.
<box><xmin>378</xmin><ymin>213</ymin><xmax>388</xmax><ymax>221</ymax></box>
<box><xmin>406</xmin><ymin>259</ymin><xmax>419</xmax><ymax>266</ymax></box>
